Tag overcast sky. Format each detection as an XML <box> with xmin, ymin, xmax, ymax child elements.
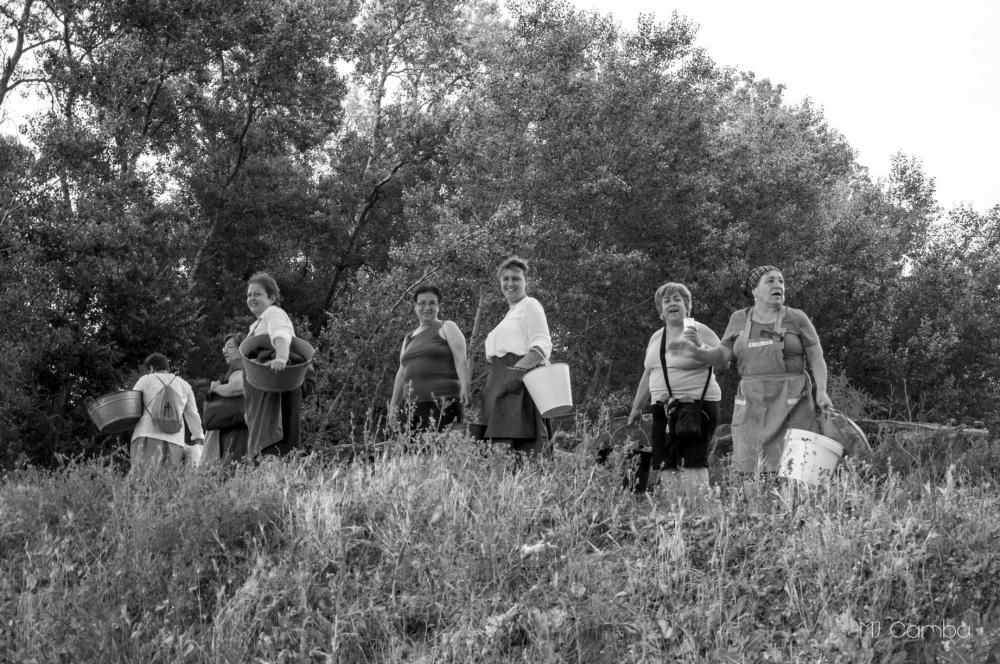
<box><xmin>572</xmin><ymin>0</ymin><xmax>1000</xmax><ymax>212</ymax></box>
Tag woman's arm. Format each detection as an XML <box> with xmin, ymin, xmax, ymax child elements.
<box><xmin>441</xmin><ymin>321</ymin><xmax>471</xmax><ymax>405</ymax></box>
<box><xmin>517</xmin><ymin>298</ymin><xmax>552</xmax><ymax>366</ymax></box>
<box><xmin>269</xmin><ymin>336</ymin><xmax>290</xmax><ymax>371</ymax></box>
<box><xmin>694</xmin><ymin>323</ymin><xmax>731</xmax><ymax>373</ymax></box>
<box><xmin>668</xmin><ymin>336</ymin><xmax>732</xmax><ymax>369</ymax></box>
<box><xmin>261</xmin><ymin>307</ymin><xmax>294</xmax><ymax>371</ymax></box>
<box><xmin>389</xmin><ymin>337</ymin><xmax>408</xmax><ymax>414</ymax></box>
<box><xmin>805</xmin><ymin>342</ymin><xmax>833</xmax><ymax>410</ymax></box>
<box><xmin>389</xmin><ymin>365</ymin><xmax>406</xmax><ymax>416</ymax></box>
<box><xmin>184</xmin><ymin>383</ymin><xmax>205</xmax><ymax>442</ymax></box>
<box><xmin>211</xmin><ymin>371</ymin><xmax>244</xmax><ymax>397</ymax></box>
<box><xmin>628</xmin><ymin>368</ymin><xmax>653</xmax><ymax>425</ymax></box>
<box><xmin>513</xmin><ymin>347</ymin><xmax>546</xmax><ymax>371</ymax></box>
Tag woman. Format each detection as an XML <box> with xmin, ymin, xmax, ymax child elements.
<box><xmin>130</xmin><ymin>352</ymin><xmax>205</xmax><ymax>473</ymax></box>
<box><xmin>482</xmin><ymin>256</ymin><xmax>553</xmax><ymax>454</ymax></box>
<box><xmin>628</xmin><ymin>283</ymin><xmax>725</xmax><ymax>492</ymax></box>
<box><xmin>389</xmin><ymin>284</ymin><xmax>470</xmax><ymax>432</ymax></box>
<box><xmin>670</xmin><ymin>265</ymin><xmax>833</xmax><ymax>473</ymax></box>
<box><xmin>244</xmin><ymin>272</ymin><xmax>304</xmax><ymax>457</ymax></box>
<box><xmin>203</xmin><ymin>332</ymin><xmax>249</xmax><ymax>463</ymax></box>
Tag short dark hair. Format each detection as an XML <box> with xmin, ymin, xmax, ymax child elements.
<box><xmin>224</xmin><ymin>331</ymin><xmax>246</xmax><ymax>347</ymax></box>
<box><xmin>144</xmin><ymin>353</ymin><xmax>170</xmax><ymax>372</ymax></box>
<box><xmin>248</xmin><ymin>271</ymin><xmax>281</xmax><ymax>305</ymax></box>
<box><xmin>497</xmin><ymin>256</ymin><xmax>529</xmax><ymax>278</ymax></box>
<box><xmin>412</xmin><ymin>284</ymin><xmax>442</xmax><ymax>303</ymax></box>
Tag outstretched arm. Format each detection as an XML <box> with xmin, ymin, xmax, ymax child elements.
<box><xmin>668</xmin><ymin>336</ymin><xmax>732</xmax><ymax>371</ymax></box>
<box><xmin>628</xmin><ymin>368</ymin><xmax>652</xmax><ymax>425</ymax></box>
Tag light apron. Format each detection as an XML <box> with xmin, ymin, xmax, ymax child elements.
<box><xmin>731</xmin><ymin>307</ymin><xmax>817</xmax><ymax>473</ymax></box>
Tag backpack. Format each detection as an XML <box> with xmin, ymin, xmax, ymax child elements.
<box><xmin>147</xmin><ymin>375</ymin><xmax>184</xmax><ymax>434</ymax></box>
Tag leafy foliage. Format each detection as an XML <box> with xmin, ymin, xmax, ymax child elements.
<box><xmin>1</xmin><ymin>0</ymin><xmax>998</xmax><ymax>465</ymax></box>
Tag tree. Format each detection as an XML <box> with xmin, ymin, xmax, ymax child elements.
<box><xmin>314</xmin><ymin>0</ymin><xmax>498</xmax><ymax>324</ymax></box>
<box><xmin>0</xmin><ymin>0</ymin><xmax>55</xmax><ymax>110</ymax></box>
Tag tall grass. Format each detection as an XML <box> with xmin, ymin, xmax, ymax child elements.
<box><xmin>2</xmin><ymin>427</ymin><xmax>1000</xmax><ymax>663</ymax></box>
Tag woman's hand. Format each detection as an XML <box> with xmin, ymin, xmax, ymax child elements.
<box><xmin>627</xmin><ymin>407</ymin><xmax>643</xmax><ymax>426</ymax></box>
<box><xmin>460</xmin><ymin>385</ymin><xmax>471</xmax><ymax>407</ymax></box>
<box><xmin>209</xmin><ymin>380</ymin><xmax>221</xmax><ymax>394</ymax></box>
<box><xmin>815</xmin><ymin>390</ymin><xmax>834</xmax><ymax>411</ymax></box>
<box><xmin>682</xmin><ymin>326</ymin><xmax>701</xmax><ymax>345</ymax></box>
<box><xmin>387</xmin><ymin>412</ymin><xmax>401</xmax><ymax>432</ymax></box>
<box><xmin>267</xmin><ymin>358</ymin><xmax>288</xmax><ymax>372</ymax></box>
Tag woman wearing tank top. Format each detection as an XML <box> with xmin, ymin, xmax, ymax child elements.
<box><xmin>389</xmin><ymin>284</ymin><xmax>470</xmax><ymax>433</ymax></box>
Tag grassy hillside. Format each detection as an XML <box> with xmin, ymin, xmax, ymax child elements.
<box><xmin>2</xmin><ymin>427</ymin><xmax>1000</xmax><ymax>663</ymax></box>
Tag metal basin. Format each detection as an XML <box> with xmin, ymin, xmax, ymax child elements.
<box><xmin>240</xmin><ymin>336</ymin><xmax>315</xmax><ymax>393</ymax></box>
<box><xmin>86</xmin><ymin>390</ymin><xmax>144</xmax><ymax>434</ymax></box>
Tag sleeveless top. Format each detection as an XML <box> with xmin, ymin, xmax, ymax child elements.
<box><xmin>400</xmin><ymin>321</ymin><xmax>461</xmax><ymax>402</ymax></box>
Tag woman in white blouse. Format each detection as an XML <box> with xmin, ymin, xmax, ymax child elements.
<box><xmin>482</xmin><ymin>256</ymin><xmax>553</xmax><ymax>454</ymax></box>
<box><xmin>244</xmin><ymin>272</ymin><xmax>303</xmax><ymax>457</ymax></box>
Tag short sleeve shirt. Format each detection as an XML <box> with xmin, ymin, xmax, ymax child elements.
<box><xmin>721</xmin><ymin>306</ymin><xmax>819</xmax><ymax>374</ymax></box>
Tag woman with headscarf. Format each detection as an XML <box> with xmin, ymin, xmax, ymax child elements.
<box><xmin>482</xmin><ymin>256</ymin><xmax>553</xmax><ymax>455</ymax></box>
<box><xmin>670</xmin><ymin>265</ymin><xmax>833</xmax><ymax>473</ymax></box>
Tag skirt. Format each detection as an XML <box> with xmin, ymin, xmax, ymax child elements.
<box><xmin>244</xmin><ymin>382</ymin><xmax>303</xmax><ymax>458</ymax></box>
<box><xmin>482</xmin><ymin>353</ymin><xmax>550</xmax><ymax>453</ymax></box>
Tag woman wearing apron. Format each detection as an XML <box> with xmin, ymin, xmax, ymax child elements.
<box><xmin>481</xmin><ymin>256</ymin><xmax>553</xmax><ymax>455</ymax></box>
<box><xmin>670</xmin><ymin>265</ymin><xmax>833</xmax><ymax>473</ymax></box>
<box><xmin>244</xmin><ymin>272</ymin><xmax>304</xmax><ymax>458</ymax></box>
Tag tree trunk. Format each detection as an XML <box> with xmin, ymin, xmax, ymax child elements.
<box><xmin>467</xmin><ymin>289</ymin><xmax>486</xmax><ymax>382</ymax></box>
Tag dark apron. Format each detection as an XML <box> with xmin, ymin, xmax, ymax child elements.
<box><xmin>244</xmin><ymin>379</ymin><xmax>302</xmax><ymax>457</ymax></box>
<box><xmin>731</xmin><ymin>307</ymin><xmax>817</xmax><ymax>473</ymax></box>
<box><xmin>482</xmin><ymin>353</ymin><xmax>550</xmax><ymax>453</ymax></box>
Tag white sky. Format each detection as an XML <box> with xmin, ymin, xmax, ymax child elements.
<box><xmin>572</xmin><ymin>0</ymin><xmax>1000</xmax><ymax>212</ymax></box>
<box><xmin>3</xmin><ymin>1</ymin><xmax>996</xmax><ymax>212</ymax></box>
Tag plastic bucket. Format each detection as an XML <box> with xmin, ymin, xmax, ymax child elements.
<box><xmin>186</xmin><ymin>443</ymin><xmax>205</xmax><ymax>467</ymax></box>
<box><xmin>240</xmin><ymin>336</ymin><xmax>315</xmax><ymax>393</ymax></box>
<box><xmin>86</xmin><ymin>390</ymin><xmax>144</xmax><ymax>434</ymax></box>
<box><xmin>778</xmin><ymin>428</ymin><xmax>844</xmax><ymax>484</ymax></box>
<box><xmin>522</xmin><ymin>363</ymin><xmax>573</xmax><ymax>418</ymax></box>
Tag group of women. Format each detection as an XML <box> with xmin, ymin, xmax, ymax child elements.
<box><xmin>194</xmin><ymin>261</ymin><xmax>835</xmax><ymax>484</ymax></box>
<box><xmin>628</xmin><ymin>264</ymin><xmax>834</xmax><ymax>491</ymax></box>
<box><xmin>390</xmin><ymin>256</ymin><xmax>554</xmax><ymax>452</ymax></box>
<box><xmin>199</xmin><ymin>272</ymin><xmax>310</xmax><ymax>464</ymax></box>
<box><xmin>200</xmin><ymin>256</ymin><xmax>555</xmax><ymax>466</ymax></box>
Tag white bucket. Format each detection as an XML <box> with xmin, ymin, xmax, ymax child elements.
<box><xmin>522</xmin><ymin>363</ymin><xmax>573</xmax><ymax>418</ymax></box>
<box><xmin>186</xmin><ymin>443</ymin><xmax>205</xmax><ymax>468</ymax></box>
<box><xmin>778</xmin><ymin>428</ymin><xmax>844</xmax><ymax>484</ymax></box>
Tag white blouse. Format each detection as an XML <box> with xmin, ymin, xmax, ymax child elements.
<box><xmin>131</xmin><ymin>372</ymin><xmax>205</xmax><ymax>445</ymax></box>
<box><xmin>249</xmin><ymin>305</ymin><xmax>294</xmax><ymax>343</ymax></box>
<box><xmin>643</xmin><ymin>325</ymin><xmax>722</xmax><ymax>403</ymax></box>
<box><xmin>485</xmin><ymin>297</ymin><xmax>553</xmax><ymax>360</ymax></box>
